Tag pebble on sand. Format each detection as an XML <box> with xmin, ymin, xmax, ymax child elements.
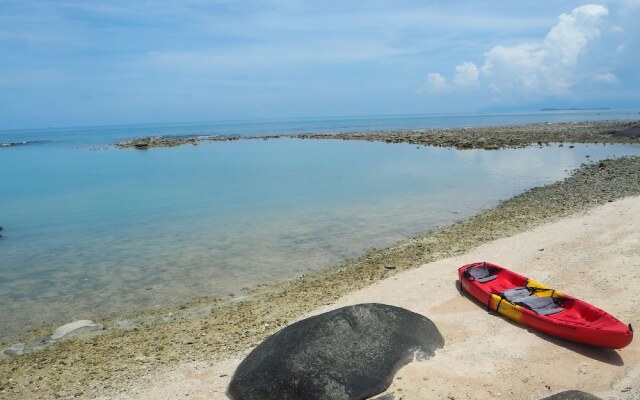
<box><xmin>50</xmin><ymin>320</ymin><xmax>104</xmax><ymax>341</ymax></box>
<box><xmin>2</xmin><ymin>343</ymin><xmax>26</xmax><ymax>356</ymax></box>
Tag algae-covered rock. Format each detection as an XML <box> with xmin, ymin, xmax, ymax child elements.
<box><xmin>541</xmin><ymin>390</ymin><xmax>603</xmax><ymax>400</ymax></box>
<box><xmin>227</xmin><ymin>303</ymin><xmax>444</xmax><ymax>400</ymax></box>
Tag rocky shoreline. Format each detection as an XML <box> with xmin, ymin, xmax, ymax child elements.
<box><xmin>114</xmin><ymin>134</ymin><xmax>281</xmax><ymax>149</ymax></box>
<box><xmin>295</xmin><ymin>120</ymin><xmax>640</xmax><ymax>149</ymax></box>
<box><xmin>113</xmin><ymin>120</ymin><xmax>640</xmax><ymax>149</ymax></box>
<box><xmin>115</xmin><ymin>135</ymin><xmax>202</xmax><ymax>149</ymax></box>
<box><xmin>2</xmin><ymin>153</ymin><xmax>640</xmax><ymax>399</ymax></box>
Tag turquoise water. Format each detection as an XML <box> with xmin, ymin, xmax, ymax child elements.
<box><xmin>1</xmin><ymin>112</ymin><xmax>640</xmax><ymax>342</ymax></box>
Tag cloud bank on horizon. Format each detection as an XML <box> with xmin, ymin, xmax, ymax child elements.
<box><xmin>420</xmin><ymin>2</ymin><xmax>638</xmax><ymax>104</ymax></box>
<box><xmin>0</xmin><ymin>0</ymin><xmax>638</xmax><ymax>128</ymax></box>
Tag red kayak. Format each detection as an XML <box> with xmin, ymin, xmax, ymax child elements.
<box><xmin>458</xmin><ymin>262</ymin><xmax>633</xmax><ymax>349</ymax></box>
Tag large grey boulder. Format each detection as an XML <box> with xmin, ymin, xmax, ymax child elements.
<box><xmin>612</xmin><ymin>125</ymin><xmax>640</xmax><ymax>138</ymax></box>
<box><xmin>227</xmin><ymin>303</ymin><xmax>444</xmax><ymax>400</ymax></box>
<box><xmin>541</xmin><ymin>390</ymin><xmax>603</xmax><ymax>400</ymax></box>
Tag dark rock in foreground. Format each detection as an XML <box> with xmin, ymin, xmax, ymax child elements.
<box><xmin>541</xmin><ymin>390</ymin><xmax>603</xmax><ymax>400</ymax></box>
<box><xmin>227</xmin><ymin>303</ymin><xmax>444</xmax><ymax>400</ymax></box>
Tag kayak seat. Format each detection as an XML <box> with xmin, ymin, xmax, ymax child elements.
<box><xmin>466</xmin><ymin>265</ymin><xmax>497</xmax><ymax>283</ymax></box>
<box><xmin>516</xmin><ymin>295</ymin><xmax>564</xmax><ymax>316</ymax></box>
<box><xmin>503</xmin><ymin>287</ymin><xmax>532</xmax><ymax>302</ymax></box>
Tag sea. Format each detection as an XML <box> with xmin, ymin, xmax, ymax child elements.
<box><xmin>1</xmin><ymin>110</ymin><xmax>639</xmax><ymax>343</ymax></box>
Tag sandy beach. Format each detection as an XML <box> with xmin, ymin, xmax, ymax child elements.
<box><xmin>100</xmin><ymin>195</ymin><xmax>640</xmax><ymax>400</ymax></box>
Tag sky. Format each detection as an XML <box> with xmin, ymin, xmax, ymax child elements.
<box><xmin>0</xmin><ymin>0</ymin><xmax>639</xmax><ymax>129</ymax></box>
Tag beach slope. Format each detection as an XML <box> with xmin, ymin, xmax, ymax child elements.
<box><xmin>104</xmin><ymin>195</ymin><xmax>640</xmax><ymax>400</ymax></box>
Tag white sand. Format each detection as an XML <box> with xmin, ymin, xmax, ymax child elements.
<box><xmin>105</xmin><ymin>196</ymin><xmax>640</xmax><ymax>400</ymax></box>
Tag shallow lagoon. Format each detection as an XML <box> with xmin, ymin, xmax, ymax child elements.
<box><xmin>1</xmin><ymin>138</ymin><xmax>640</xmax><ymax>342</ymax></box>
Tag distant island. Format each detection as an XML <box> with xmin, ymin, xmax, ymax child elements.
<box><xmin>540</xmin><ymin>107</ymin><xmax>611</xmax><ymax>111</ymax></box>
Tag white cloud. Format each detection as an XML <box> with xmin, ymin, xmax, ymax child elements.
<box><xmin>592</xmin><ymin>72</ymin><xmax>619</xmax><ymax>83</ymax></box>
<box><xmin>484</xmin><ymin>4</ymin><xmax>608</xmax><ymax>97</ymax></box>
<box><xmin>454</xmin><ymin>62</ymin><xmax>480</xmax><ymax>88</ymax></box>
<box><xmin>543</xmin><ymin>5</ymin><xmax>607</xmax><ymax>65</ymax></box>
<box><xmin>420</xmin><ymin>3</ymin><xmax>622</xmax><ymax>99</ymax></box>
<box><xmin>488</xmin><ymin>83</ymin><xmax>500</xmax><ymax>93</ymax></box>
<box><xmin>145</xmin><ymin>37</ymin><xmax>412</xmax><ymax>72</ymax></box>
<box><xmin>419</xmin><ymin>62</ymin><xmax>479</xmax><ymax>93</ymax></box>
<box><xmin>418</xmin><ymin>72</ymin><xmax>448</xmax><ymax>93</ymax></box>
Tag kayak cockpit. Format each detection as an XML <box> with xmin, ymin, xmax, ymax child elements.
<box><xmin>463</xmin><ymin>263</ymin><xmax>528</xmax><ymax>293</ymax></box>
<box><xmin>459</xmin><ymin>262</ymin><xmax>634</xmax><ymax>348</ymax></box>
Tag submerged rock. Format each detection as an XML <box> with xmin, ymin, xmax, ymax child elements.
<box><xmin>611</xmin><ymin>125</ymin><xmax>640</xmax><ymax>138</ymax></box>
<box><xmin>2</xmin><ymin>343</ymin><xmax>26</xmax><ymax>356</ymax></box>
<box><xmin>50</xmin><ymin>320</ymin><xmax>103</xmax><ymax>341</ymax></box>
<box><xmin>227</xmin><ymin>303</ymin><xmax>444</xmax><ymax>400</ymax></box>
<box><xmin>541</xmin><ymin>390</ymin><xmax>603</xmax><ymax>400</ymax></box>
<box><xmin>113</xmin><ymin>319</ymin><xmax>139</xmax><ymax>331</ymax></box>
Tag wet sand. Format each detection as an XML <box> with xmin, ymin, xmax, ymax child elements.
<box><xmin>1</xmin><ymin>152</ymin><xmax>640</xmax><ymax>399</ymax></box>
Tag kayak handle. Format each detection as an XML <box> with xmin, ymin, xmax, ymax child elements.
<box><xmin>630</xmin><ymin>324</ymin><xmax>634</xmax><ymax>333</ymax></box>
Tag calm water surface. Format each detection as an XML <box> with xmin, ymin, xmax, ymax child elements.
<box><xmin>1</xmin><ymin>113</ymin><xmax>640</xmax><ymax>342</ymax></box>
<box><xmin>1</xmin><ymin>109</ymin><xmax>639</xmax><ymax>147</ymax></box>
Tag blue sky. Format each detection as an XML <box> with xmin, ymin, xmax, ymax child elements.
<box><xmin>1</xmin><ymin>0</ymin><xmax>638</xmax><ymax>128</ymax></box>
